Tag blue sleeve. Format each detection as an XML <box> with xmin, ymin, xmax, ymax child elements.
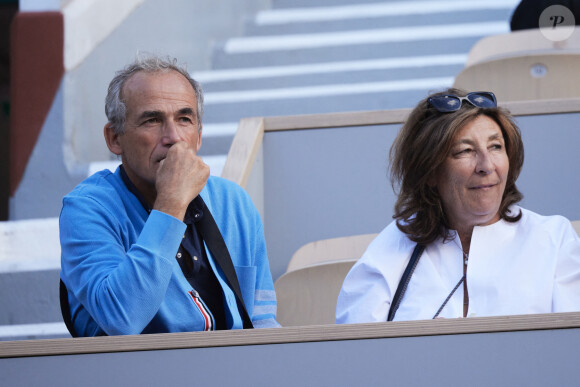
<box><xmin>60</xmin><ymin>194</ymin><xmax>186</xmax><ymax>336</ymax></box>
<box><xmin>250</xmin><ymin>217</ymin><xmax>281</xmax><ymax>328</ymax></box>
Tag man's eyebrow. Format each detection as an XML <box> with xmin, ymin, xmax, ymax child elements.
<box><xmin>138</xmin><ymin>110</ymin><xmax>163</xmax><ymax>120</ymax></box>
<box><xmin>137</xmin><ymin>108</ymin><xmax>196</xmax><ymax>121</ymax></box>
<box><xmin>177</xmin><ymin>107</ymin><xmax>195</xmax><ymax>116</ymax></box>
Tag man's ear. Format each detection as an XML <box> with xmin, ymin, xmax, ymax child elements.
<box><xmin>104</xmin><ymin>123</ymin><xmax>123</xmax><ymax>155</ymax></box>
<box><xmin>196</xmin><ymin>124</ymin><xmax>202</xmax><ymax>152</ymax></box>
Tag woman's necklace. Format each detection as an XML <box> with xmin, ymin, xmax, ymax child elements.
<box><xmin>462</xmin><ymin>250</ymin><xmax>469</xmax><ymax>315</ymax></box>
<box><xmin>432</xmin><ymin>275</ymin><xmax>465</xmax><ymax>319</ymax></box>
<box><xmin>432</xmin><ymin>247</ymin><xmax>469</xmax><ymax>319</ymax></box>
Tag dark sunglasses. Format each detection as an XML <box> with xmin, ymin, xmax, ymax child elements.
<box><xmin>428</xmin><ymin>91</ymin><xmax>497</xmax><ymax>112</ymax></box>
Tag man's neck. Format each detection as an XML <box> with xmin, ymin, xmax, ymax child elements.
<box><xmin>119</xmin><ymin>165</ymin><xmax>155</xmax><ymax>212</ymax></box>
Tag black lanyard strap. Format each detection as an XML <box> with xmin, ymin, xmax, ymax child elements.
<box><xmin>196</xmin><ymin>198</ymin><xmax>254</xmax><ymax>329</ymax></box>
<box><xmin>387</xmin><ymin>244</ymin><xmax>425</xmax><ymax>322</ymax></box>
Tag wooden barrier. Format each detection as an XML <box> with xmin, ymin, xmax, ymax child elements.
<box><xmin>2</xmin><ymin>313</ymin><xmax>580</xmax><ymax>386</ymax></box>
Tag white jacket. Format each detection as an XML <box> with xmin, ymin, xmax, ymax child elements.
<box><xmin>336</xmin><ymin>207</ymin><xmax>580</xmax><ymax>323</ymax></box>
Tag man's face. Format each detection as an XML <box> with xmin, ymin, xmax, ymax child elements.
<box><xmin>105</xmin><ymin>70</ymin><xmax>202</xmax><ymax>201</ymax></box>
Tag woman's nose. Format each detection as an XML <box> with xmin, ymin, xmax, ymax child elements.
<box><xmin>476</xmin><ymin>151</ymin><xmax>494</xmax><ymax>174</ymax></box>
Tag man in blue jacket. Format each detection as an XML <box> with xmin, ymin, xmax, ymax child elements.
<box><xmin>59</xmin><ymin>54</ymin><xmax>280</xmax><ymax>336</ymax></box>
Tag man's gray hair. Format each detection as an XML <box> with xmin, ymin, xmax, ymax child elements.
<box><xmin>105</xmin><ymin>54</ymin><xmax>204</xmax><ymax>134</ymax></box>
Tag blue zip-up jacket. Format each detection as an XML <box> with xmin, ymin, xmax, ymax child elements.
<box><xmin>60</xmin><ymin>167</ymin><xmax>279</xmax><ymax>336</ymax></box>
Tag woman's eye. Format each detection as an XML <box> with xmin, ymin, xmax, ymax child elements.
<box><xmin>455</xmin><ymin>148</ymin><xmax>472</xmax><ymax>156</ymax></box>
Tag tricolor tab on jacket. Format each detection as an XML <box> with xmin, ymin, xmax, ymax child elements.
<box><xmin>189</xmin><ymin>290</ymin><xmax>214</xmax><ymax>331</ymax></box>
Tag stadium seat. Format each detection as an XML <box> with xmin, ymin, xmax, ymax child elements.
<box><xmin>454</xmin><ymin>28</ymin><xmax>580</xmax><ymax>102</ymax></box>
<box><xmin>274</xmin><ymin>259</ymin><xmax>357</xmax><ymax>327</ymax></box>
<box><xmin>286</xmin><ymin>233</ymin><xmax>377</xmax><ymax>273</ymax></box>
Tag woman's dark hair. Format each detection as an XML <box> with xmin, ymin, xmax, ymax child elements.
<box><xmin>389</xmin><ymin>88</ymin><xmax>524</xmax><ymax>245</ymax></box>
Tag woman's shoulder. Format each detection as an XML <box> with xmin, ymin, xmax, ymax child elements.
<box><xmin>514</xmin><ymin>206</ymin><xmax>578</xmax><ymax>241</ymax></box>
<box><xmin>518</xmin><ymin>206</ymin><xmax>573</xmax><ymax>228</ymax></box>
<box><xmin>360</xmin><ymin>221</ymin><xmax>416</xmax><ymax>266</ymax></box>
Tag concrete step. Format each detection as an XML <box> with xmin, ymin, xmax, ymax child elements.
<box><xmin>203</xmin><ymin>80</ymin><xmax>452</xmax><ymax>121</ymax></box>
<box><xmin>246</xmin><ymin>7</ymin><xmax>514</xmax><ymax>36</ymax></box>
<box><xmin>0</xmin><ymin>322</ymin><xmax>70</xmax><ymax>341</ymax></box>
<box><xmin>0</xmin><ymin>217</ymin><xmax>63</xmax><ymax>339</ymax></box>
<box><xmin>271</xmin><ymin>0</ymin><xmax>402</xmax><ymax>8</ymax></box>
<box><xmin>198</xmin><ymin>66</ymin><xmax>463</xmax><ymax>154</ymax></box>
<box><xmin>0</xmin><ymin>269</ymin><xmax>62</xmax><ymax>326</ymax></box>
<box><xmin>211</xmin><ymin>27</ymin><xmax>506</xmax><ymax>69</ymax></box>
<box><xmin>197</xmin><ymin>55</ymin><xmax>464</xmax><ymax>92</ymax></box>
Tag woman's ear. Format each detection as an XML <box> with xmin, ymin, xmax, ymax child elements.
<box><xmin>104</xmin><ymin>123</ymin><xmax>122</xmax><ymax>155</ymax></box>
<box><xmin>426</xmin><ymin>172</ymin><xmax>438</xmax><ymax>188</ymax></box>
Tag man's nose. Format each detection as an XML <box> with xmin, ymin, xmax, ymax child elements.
<box><xmin>161</xmin><ymin>121</ymin><xmax>181</xmax><ymax>145</ymax></box>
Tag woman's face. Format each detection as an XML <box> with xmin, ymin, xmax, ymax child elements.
<box><xmin>433</xmin><ymin>115</ymin><xmax>509</xmax><ymax>231</ymax></box>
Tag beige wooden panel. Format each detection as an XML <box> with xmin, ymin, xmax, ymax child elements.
<box><xmin>286</xmin><ymin>233</ymin><xmax>377</xmax><ymax>272</ymax></box>
<box><xmin>465</xmin><ymin>28</ymin><xmax>580</xmax><ymax>67</ymax></box>
<box><xmin>221</xmin><ymin>117</ymin><xmax>264</xmax><ymax>187</ymax></box>
<box><xmin>453</xmin><ymin>54</ymin><xmax>580</xmax><ymax>102</ymax></box>
<box><xmin>275</xmin><ymin>260</ymin><xmax>357</xmax><ymax>327</ymax></box>
<box><xmin>3</xmin><ymin>312</ymin><xmax>580</xmax><ymax>359</ymax></box>
<box><xmin>572</xmin><ymin>220</ymin><xmax>580</xmax><ymax>237</ymax></box>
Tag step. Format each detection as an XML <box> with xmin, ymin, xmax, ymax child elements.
<box><xmin>271</xmin><ymin>0</ymin><xmax>403</xmax><ymax>9</ymax></box>
<box><xmin>246</xmin><ymin>4</ymin><xmax>515</xmax><ymax>36</ymax></box>
<box><xmin>0</xmin><ymin>269</ymin><xmax>62</xmax><ymax>326</ymax></box>
<box><xmin>0</xmin><ymin>322</ymin><xmax>70</xmax><ymax>341</ymax></box>
<box><xmin>198</xmin><ymin>75</ymin><xmax>457</xmax><ymax>155</ymax></box>
<box><xmin>200</xmin><ymin>80</ymin><xmax>457</xmax><ymax>155</ymax></box>
<box><xmin>259</xmin><ymin>0</ymin><xmax>518</xmax><ymax>25</ymax></box>
<box><xmin>196</xmin><ymin>54</ymin><xmax>465</xmax><ymax>92</ymax></box>
<box><xmin>211</xmin><ymin>27</ymin><xmax>506</xmax><ymax>69</ymax></box>
<box><xmin>203</xmin><ymin>79</ymin><xmax>453</xmax><ymax>120</ymax></box>
<box><xmin>224</xmin><ymin>21</ymin><xmax>508</xmax><ymax>54</ymax></box>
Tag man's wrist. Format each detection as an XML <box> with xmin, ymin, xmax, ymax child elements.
<box><xmin>141</xmin><ymin>210</ymin><xmax>188</xmax><ymax>259</ymax></box>
<box><xmin>153</xmin><ymin>197</ymin><xmax>188</xmax><ymax>221</ymax></box>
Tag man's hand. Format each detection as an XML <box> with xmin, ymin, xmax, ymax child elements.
<box><xmin>153</xmin><ymin>142</ymin><xmax>209</xmax><ymax>220</ymax></box>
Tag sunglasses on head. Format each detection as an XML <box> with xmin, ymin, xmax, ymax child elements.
<box><xmin>428</xmin><ymin>91</ymin><xmax>497</xmax><ymax>113</ymax></box>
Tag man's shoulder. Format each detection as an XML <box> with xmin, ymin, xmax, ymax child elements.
<box><xmin>64</xmin><ymin>168</ymin><xmax>123</xmax><ymax>203</ymax></box>
<box><xmin>203</xmin><ymin>176</ymin><xmax>249</xmax><ymax>200</ymax></box>
<box><xmin>202</xmin><ymin>176</ymin><xmax>259</xmax><ymax>221</ymax></box>
<box><xmin>205</xmin><ymin>175</ymin><xmax>242</xmax><ymax>190</ymax></box>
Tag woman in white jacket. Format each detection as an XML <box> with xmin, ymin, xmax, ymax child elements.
<box><xmin>336</xmin><ymin>89</ymin><xmax>580</xmax><ymax>323</ymax></box>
